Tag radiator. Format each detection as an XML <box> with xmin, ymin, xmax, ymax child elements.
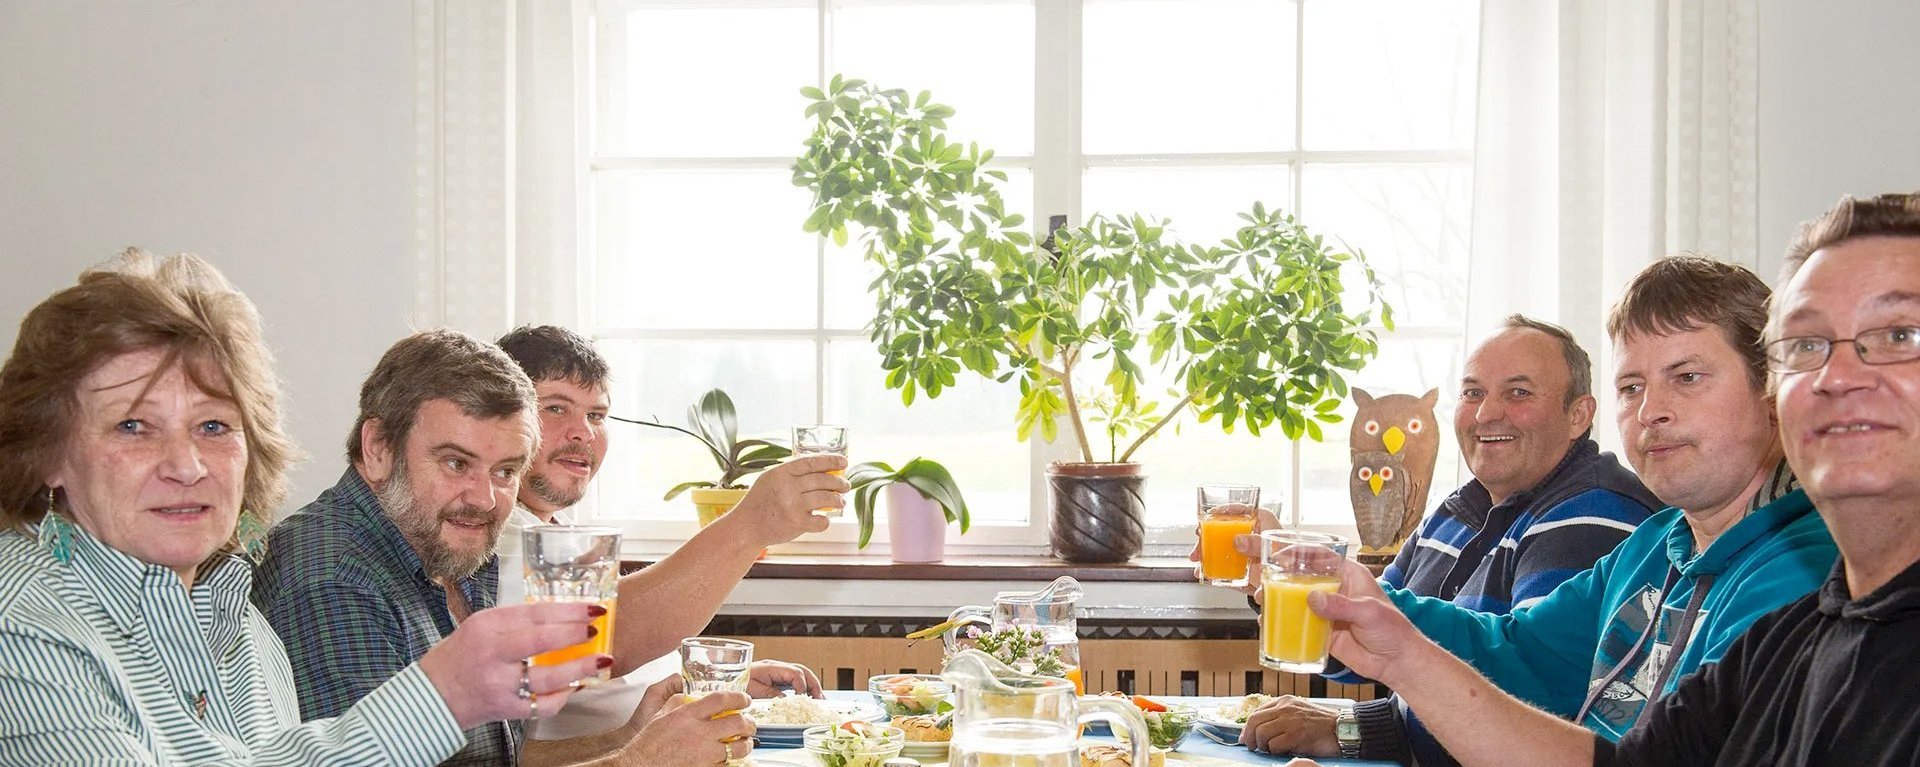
<box><xmin>734</xmin><ymin>635</ymin><xmax>1383</xmax><ymax>702</ymax></box>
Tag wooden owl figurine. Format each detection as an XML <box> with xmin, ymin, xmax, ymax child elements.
<box><xmin>1350</xmin><ymin>451</ymin><xmax>1411</xmax><ymax>551</ymax></box>
<box><xmin>1350</xmin><ymin>388</ymin><xmax>1440</xmax><ymax>556</ymax></box>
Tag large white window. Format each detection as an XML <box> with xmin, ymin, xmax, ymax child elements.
<box><xmin>584</xmin><ymin>0</ymin><xmax>1479</xmax><ymax>552</ymax></box>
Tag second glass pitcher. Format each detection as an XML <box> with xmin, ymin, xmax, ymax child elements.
<box><xmin>941</xmin><ymin>648</ymin><xmax>1149</xmax><ymax>767</ymax></box>
<box><xmin>942</xmin><ymin>576</ymin><xmax>1085</xmax><ymax>692</ymax></box>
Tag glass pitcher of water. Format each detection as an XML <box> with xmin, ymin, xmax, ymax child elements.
<box><xmin>942</xmin><ymin>576</ymin><xmax>1085</xmax><ymax>692</ymax></box>
<box><xmin>941</xmin><ymin>648</ymin><xmax>1148</xmax><ymax>767</ymax></box>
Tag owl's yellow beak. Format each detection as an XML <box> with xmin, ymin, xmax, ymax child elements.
<box><xmin>1369</xmin><ymin>473</ymin><xmax>1384</xmax><ymax>496</ymax></box>
<box><xmin>1383</xmin><ymin>426</ymin><xmax>1406</xmax><ymax>455</ymax></box>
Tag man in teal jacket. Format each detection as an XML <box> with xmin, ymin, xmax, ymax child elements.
<box><xmin>1289</xmin><ymin>257</ymin><xmax>1839</xmax><ymax>762</ymax></box>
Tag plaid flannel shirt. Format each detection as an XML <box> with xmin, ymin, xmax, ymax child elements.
<box><xmin>252</xmin><ymin>469</ymin><xmax>516</xmax><ymax>767</ymax></box>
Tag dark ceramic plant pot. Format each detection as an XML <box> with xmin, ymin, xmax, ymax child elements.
<box><xmin>1046</xmin><ymin>462</ymin><xmax>1146</xmax><ymax>563</ymax></box>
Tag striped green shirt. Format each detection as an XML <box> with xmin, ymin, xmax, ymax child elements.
<box><xmin>0</xmin><ymin>520</ymin><xmax>465</xmax><ymax>765</ymax></box>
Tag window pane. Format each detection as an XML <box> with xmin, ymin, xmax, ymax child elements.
<box><xmin>832</xmin><ymin>0</ymin><xmax>1035</xmax><ymax>156</ymax></box>
<box><xmin>1081</xmin><ymin>164</ymin><xmax>1292</xmax><ymax>246</ymax></box>
<box><xmin>826</xmin><ymin>340</ymin><xmax>1030</xmax><ymax>526</ymax></box>
<box><xmin>595</xmin><ymin>169</ymin><xmax>818</xmax><ymax>330</ymax></box>
<box><xmin>1130</xmin><ymin>427</ymin><xmax>1294</xmax><ymax>533</ymax></box>
<box><xmin>1302</xmin><ymin>0</ymin><xmax>1479</xmax><ymax>150</ymax></box>
<box><xmin>1300</xmin><ymin>164</ymin><xmax>1472</xmax><ymax>328</ymax></box>
<box><xmin>597</xmin><ymin>1</ymin><xmax>818</xmax><ymax>157</ymax></box>
<box><xmin>1298</xmin><ymin>332</ymin><xmax>1464</xmax><ymax>526</ymax></box>
<box><xmin>1084</xmin><ymin>0</ymin><xmax>1297</xmax><ymax>154</ymax></box>
<box><xmin>823</xmin><ymin>168</ymin><xmax>1034</xmax><ymax>331</ymax></box>
<box><xmin>594</xmin><ymin>339</ymin><xmax>816</xmax><ymax>522</ymax></box>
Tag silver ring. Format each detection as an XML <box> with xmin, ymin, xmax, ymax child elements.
<box><xmin>517</xmin><ymin>658</ymin><xmax>533</xmax><ymax>700</ymax></box>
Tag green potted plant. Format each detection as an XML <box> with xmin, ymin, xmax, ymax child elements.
<box><xmin>794</xmin><ymin>77</ymin><xmax>1392</xmax><ymax>562</ymax></box>
<box><xmin>614</xmin><ymin>388</ymin><xmax>790</xmax><ymax>527</ymax></box>
<box><xmin>846</xmin><ymin>458</ymin><xmax>969</xmax><ymax>563</ymax></box>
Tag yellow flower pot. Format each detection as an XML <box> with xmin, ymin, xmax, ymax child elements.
<box><xmin>690</xmin><ymin>488</ymin><xmax>750</xmax><ymax>527</ymax></box>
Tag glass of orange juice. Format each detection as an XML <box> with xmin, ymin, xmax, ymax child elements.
<box><xmin>1197</xmin><ymin>484</ymin><xmax>1261</xmax><ymax>587</ymax></box>
<box><xmin>792</xmin><ymin>424</ymin><xmax>848</xmax><ymax>517</ymax></box>
<box><xmin>1258</xmin><ymin>530</ymin><xmax>1349</xmax><ymax>673</ymax></box>
<box><xmin>522</xmin><ymin>524</ymin><xmax>622</xmax><ymax>684</ymax></box>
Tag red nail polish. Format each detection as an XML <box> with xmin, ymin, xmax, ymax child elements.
<box><xmin>596</xmin><ymin>656</ymin><xmax>614</xmax><ymax>670</ymax></box>
<box><xmin>587</xmin><ymin>625</ymin><xmax>600</xmax><ymax>639</ymax></box>
<box><xmin>587</xmin><ymin>604</ymin><xmax>608</xmax><ymax>617</ymax></box>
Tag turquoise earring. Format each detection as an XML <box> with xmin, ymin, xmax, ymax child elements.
<box><xmin>44</xmin><ymin>489</ymin><xmax>74</xmax><ymax>565</ymax></box>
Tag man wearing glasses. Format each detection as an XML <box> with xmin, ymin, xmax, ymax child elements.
<box><xmin>1291</xmin><ymin>192</ymin><xmax>1920</xmax><ymax>766</ymax></box>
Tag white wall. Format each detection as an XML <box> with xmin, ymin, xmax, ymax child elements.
<box><xmin>0</xmin><ymin>1</ymin><xmax>417</xmax><ymax>510</ymax></box>
<box><xmin>1757</xmin><ymin>0</ymin><xmax>1920</xmax><ymax>280</ymax></box>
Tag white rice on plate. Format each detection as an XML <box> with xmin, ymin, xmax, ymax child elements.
<box><xmin>750</xmin><ymin>694</ymin><xmax>843</xmax><ymax>726</ymax></box>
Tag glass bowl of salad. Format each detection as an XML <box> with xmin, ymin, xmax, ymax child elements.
<box><xmin>867</xmin><ymin>673</ymin><xmax>954</xmax><ymax>718</ymax></box>
<box><xmin>802</xmin><ymin>721</ymin><xmax>905</xmax><ymax>767</ymax></box>
<box><xmin>1113</xmin><ymin>698</ymin><xmax>1198</xmax><ymax>751</ymax></box>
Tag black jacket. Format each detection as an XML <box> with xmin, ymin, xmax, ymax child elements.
<box><xmin>1598</xmin><ymin>555</ymin><xmax>1920</xmax><ymax>766</ymax></box>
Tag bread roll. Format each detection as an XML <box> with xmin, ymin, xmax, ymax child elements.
<box><xmin>889</xmin><ymin>715</ymin><xmax>952</xmax><ymax>743</ymax></box>
<box><xmin>1079</xmin><ymin>744</ymin><xmax>1164</xmax><ymax>767</ymax></box>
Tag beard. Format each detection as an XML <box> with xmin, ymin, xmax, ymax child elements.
<box><xmin>526</xmin><ymin>443</ymin><xmax>593</xmax><ymax>509</ymax></box>
<box><xmin>376</xmin><ymin>456</ymin><xmax>501</xmax><ymax>582</ymax></box>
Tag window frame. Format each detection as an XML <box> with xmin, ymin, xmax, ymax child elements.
<box><xmin>572</xmin><ymin>0</ymin><xmax>1474</xmax><ymax>555</ymax></box>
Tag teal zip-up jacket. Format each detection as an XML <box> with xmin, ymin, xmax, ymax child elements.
<box><xmin>1387</xmin><ymin>480</ymin><xmax>1836</xmax><ymax>742</ymax></box>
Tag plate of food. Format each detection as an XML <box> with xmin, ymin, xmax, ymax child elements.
<box><xmin>743</xmin><ymin>695</ymin><xmax>884</xmax><ymax>746</ymax></box>
<box><xmin>889</xmin><ymin>713</ymin><xmax>952</xmax><ymax>759</ymax></box>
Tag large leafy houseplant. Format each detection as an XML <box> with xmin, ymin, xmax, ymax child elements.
<box><xmin>792</xmin><ymin>76</ymin><xmax>1392</xmax><ymax>465</ymax></box>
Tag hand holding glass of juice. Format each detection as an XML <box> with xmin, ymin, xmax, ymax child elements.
<box><xmin>1196</xmin><ymin>484</ymin><xmax>1262</xmax><ymax>587</ymax></box>
<box><xmin>522</xmin><ymin>525</ymin><xmax>622</xmax><ymax>684</ymax></box>
<box><xmin>792</xmin><ymin>424</ymin><xmax>848</xmax><ymax>517</ymax></box>
<box><xmin>1258</xmin><ymin>530</ymin><xmax>1350</xmax><ymax>674</ymax></box>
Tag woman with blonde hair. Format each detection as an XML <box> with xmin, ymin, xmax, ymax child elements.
<box><xmin>0</xmin><ymin>250</ymin><xmax>605</xmax><ymax>765</ymax></box>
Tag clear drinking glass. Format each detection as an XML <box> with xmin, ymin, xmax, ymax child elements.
<box><xmin>1258</xmin><ymin>530</ymin><xmax>1350</xmax><ymax>673</ymax></box>
<box><xmin>680</xmin><ymin>636</ymin><xmax>754</xmax><ymax>697</ymax></box>
<box><xmin>792</xmin><ymin>424</ymin><xmax>849</xmax><ymax>517</ymax></box>
<box><xmin>521</xmin><ymin>525</ymin><xmax>623</xmax><ymax>684</ymax></box>
<box><xmin>1196</xmin><ymin>484</ymin><xmax>1261</xmax><ymax>587</ymax></box>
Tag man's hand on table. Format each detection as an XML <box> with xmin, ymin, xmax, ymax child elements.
<box><xmin>636</xmin><ymin>659</ymin><xmax>825</xmax><ymax>722</ymax></box>
<box><xmin>1240</xmin><ymin>695</ymin><xmax>1341</xmax><ymax>756</ymax></box>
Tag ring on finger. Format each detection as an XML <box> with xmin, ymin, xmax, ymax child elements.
<box><xmin>528</xmin><ymin>691</ymin><xmax>539</xmax><ymax>720</ymax></box>
<box><xmin>517</xmin><ymin>658</ymin><xmax>533</xmax><ymax>700</ymax></box>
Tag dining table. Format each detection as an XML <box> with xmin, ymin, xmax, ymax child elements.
<box><xmin>747</xmin><ymin>691</ymin><xmax>1401</xmax><ymax>766</ymax></box>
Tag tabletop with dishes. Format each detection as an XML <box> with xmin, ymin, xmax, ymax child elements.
<box><xmin>744</xmin><ymin>690</ymin><xmax>1399</xmax><ymax>767</ymax></box>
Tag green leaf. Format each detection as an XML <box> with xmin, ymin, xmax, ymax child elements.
<box><xmin>662</xmin><ymin>481</ymin><xmax>715</xmax><ymax>501</ymax></box>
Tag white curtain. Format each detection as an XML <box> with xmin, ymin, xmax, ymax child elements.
<box><xmin>411</xmin><ymin>0</ymin><xmax>584</xmax><ymax>339</ymax></box>
<box><xmin>1466</xmin><ymin>0</ymin><xmax>1759</xmax><ymax>451</ymax></box>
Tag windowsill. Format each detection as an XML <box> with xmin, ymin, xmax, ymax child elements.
<box><xmin>621</xmin><ymin>554</ymin><xmax>1201</xmax><ymax>582</ymax></box>
<box><xmin>621</xmin><ymin>553</ymin><xmax>1253</xmax><ymax>620</ymax></box>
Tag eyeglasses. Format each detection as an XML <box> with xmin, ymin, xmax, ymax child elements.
<box><xmin>1764</xmin><ymin>326</ymin><xmax>1920</xmax><ymax>373</ymax></box>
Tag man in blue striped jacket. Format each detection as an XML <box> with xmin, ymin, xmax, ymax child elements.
<box><xmin>1243</xmin><ymin>315</ymin><xmax>1660</xmax><ymax>763</ymax></box>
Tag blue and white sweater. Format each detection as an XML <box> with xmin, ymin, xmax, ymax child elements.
<box><xmin>1337</xmin><ymin>435</ymin><xmax>1661</xmax><ymax>766</ymax></box>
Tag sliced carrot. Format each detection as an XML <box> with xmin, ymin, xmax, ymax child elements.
<box><xmin>1132</xmin><ymin>695</ymin><xmax>1167</xmax><ymax>712</ymax></box>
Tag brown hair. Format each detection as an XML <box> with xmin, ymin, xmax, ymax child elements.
<box><xmin>496</xmin><ymin>325</ymin><xmax>610</xmax><ymax>389</ymax></box>
<box><xmin>1779</xmin><ymin>192</ymin><xmax>1920</xmax><ymax>285</ymax></box>
<box><xmin>0</xmin><ymin>249</ymin><xmax>299</xmax><ymax>550</ymax></box>
<box><xmin>1501</xmin><ymin>314</ymin><xmax>1592</xmax><ymax>407</ymax></box>
<box><xmin>346</xmin><ymin>329</ymin><xmax>537</xmax><ymax>466</ymax></box>
<box><xmin>1607</xmin><ymin>256</ymin><xmax>1771</xmax><ymax>389</ymax></box>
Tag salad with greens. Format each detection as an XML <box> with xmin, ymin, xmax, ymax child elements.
<box><xmin>1107</xmin><ymin>695</ymin><xmax>1197</xmax><ymax>750</ymax></box>
<box><xmin>869</xmin><ymin>674</ymin><xmax>953</xmax><ymax>717</ymax></box>
<box><xmin>803</xmin><ymin>721</ymin><xmax>905</xmax><ymax>767</ymax></box>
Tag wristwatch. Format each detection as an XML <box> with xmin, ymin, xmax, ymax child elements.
<box><xmin>1335</xmin><ymin>706</ymin><xmax>1362</xmax><ymax>758</ymax></box>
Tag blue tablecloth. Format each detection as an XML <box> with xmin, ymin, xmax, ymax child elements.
<box><xmin>749</xmin><ymin>692</ymin><xmax>1399</xmax><ymax>766</ymax></box>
